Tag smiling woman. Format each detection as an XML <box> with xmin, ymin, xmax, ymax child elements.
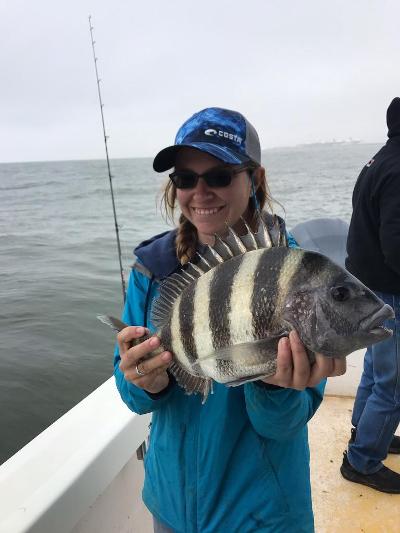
<box><xmin>172</xmin><ymin>149</ymin><xmax>256</xmax><ymax>244</ymax></box>
<box><xmin>110</xmin><ymin>106</ymin><xmax>346</xmax><ymax>533</ymax></box>
<box><xmin>159</xmin><ymin>108</ymin><xmax>272</xmax><ymax>263</ymax></box>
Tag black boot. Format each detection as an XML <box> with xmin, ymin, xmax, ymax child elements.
<box><xmin>349</xmin><ymin>427</ymin><xmax>400</xmax><ymax>454</ymax></box>
<box><xmin>340</xmin><ymin>452</ymin><xmax>400</xmax><ymax>494</ymax></box>
<box><xmin>389</xmin><ymin>435</ymin><xmax>400</xmax><ymax>454</ymax></box>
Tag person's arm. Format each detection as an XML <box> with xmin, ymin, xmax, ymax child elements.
<box><xmin>379</xmin><ymin>173</ymin><xmax>400</xmax><ymax>275</ymax></box>
<box><xmin>244</xmin><ymin>380</ymin><xmax>325</xmax><ymax>441</ymax></box>
<box><xmin>113</xmin><ymin>269</ymin><xmax>178</xmax><ymax>415</ymax></box>
<box><xmin>243</xmin><ymin>331</ymin><xmax>345</xmax><ymax>441</ymax></box>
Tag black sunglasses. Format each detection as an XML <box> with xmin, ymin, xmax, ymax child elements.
<box><xmin>169</xmin><ymin>164</ymin><xmax>253</xmax><ymax>190</ymax></box>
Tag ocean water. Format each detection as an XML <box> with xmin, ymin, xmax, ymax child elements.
<box><xmin>0</xmin><ymin>143</ymin><xmax>381</xmax><ymax>464</ymax></box>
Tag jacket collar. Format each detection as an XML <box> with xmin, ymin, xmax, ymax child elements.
<box><xmin>134</xmin><ymin>229</ymin><xmax>179</xmax><ymax>280</ymax></box>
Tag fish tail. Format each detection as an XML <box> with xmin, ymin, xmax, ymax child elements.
<box><xmin>97</xmin><ymin>315</ymin><xmax>151</xmax><ymax>346</ymax></box>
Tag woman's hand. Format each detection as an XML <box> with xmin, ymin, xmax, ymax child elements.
<box><xmin>261</xmin><ymin>330</ymin><xmax>346</xmax><ymax>390</ymax></box>
<box><xmin>117</xmin><ymin>326</ymin><xmax>172</xmax><ymax>394</ymax></box>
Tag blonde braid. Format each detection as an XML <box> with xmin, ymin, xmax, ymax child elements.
<box><xmin>175</xmin><ymin>214</ymin><xmax>198</xmax><ymax>265</ymax></box>
<box><xmin>159</xmin><ymin>180</ymin><xmax>199</xmax><ymax>265</ymax></box>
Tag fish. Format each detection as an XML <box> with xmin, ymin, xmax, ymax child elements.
<box><xmin>99</xmin><ymin>217</ymin><xmax>394</xmax><ymax>402</ymax></box>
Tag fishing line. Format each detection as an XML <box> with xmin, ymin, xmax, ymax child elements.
<box><xmin>88</xmin><ymin>15</ymin><xmax>126</xmax><ymax>304</ymax></box>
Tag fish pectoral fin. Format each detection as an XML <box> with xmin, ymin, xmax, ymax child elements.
<box><xmin>224</xmin><ymin>373</ymin><xmax>271</xmax><ymax>387</ymax></box>
<box><xmin>169</xmin><ymin>362</ymin><xmax>213</xmax><ymax>403</ymax></box>
<box><xmin>199</xmin><ymin>336</ymin><xmax>283</xmax><ymax>362</ymax></box>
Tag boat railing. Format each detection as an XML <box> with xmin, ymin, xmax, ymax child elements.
<box><xmin>0</xmin><ymin>377</ymin><xmax>151</xmax><ymax>533</ymax></box>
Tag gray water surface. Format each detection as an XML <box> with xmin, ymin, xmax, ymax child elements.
<box><xmin>0</xmin><ymin>143</ymin><xmax>381</xmax><ymax>463</ymax></box>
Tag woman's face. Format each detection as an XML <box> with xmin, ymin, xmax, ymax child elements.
<box><xmin>174</xmin><ymin>148</ymin><xmax>255</xmax><ymax>244</ymax></box>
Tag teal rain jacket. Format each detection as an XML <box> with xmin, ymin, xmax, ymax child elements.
<box><xmin>114</xmin><ymin>228</ymin><xmax>326</xmax><ymax>533</ymax></box>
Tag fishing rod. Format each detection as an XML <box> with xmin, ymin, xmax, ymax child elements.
<box><xmin>88</xmin><ymin>15</ymin><xmax>126</xmax><ymax>304</ymax></box>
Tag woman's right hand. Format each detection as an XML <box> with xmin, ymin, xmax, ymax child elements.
<box><xmin>117</xmin><ymin>326</ymin><xmax>172</xmax><ymax>394</ymax></box>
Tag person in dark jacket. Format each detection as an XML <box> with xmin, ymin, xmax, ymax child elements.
<box><xmin>114</xmin><ymin>107</ymin><xmax>346</xmax><ymax>532</ymax></box>
<box><xmin>341</xmin><ymin>97</ymin><xmax>400</xmax><ymax>493</ymax></box>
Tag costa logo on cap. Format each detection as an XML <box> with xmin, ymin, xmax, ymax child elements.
<box><xmin>204</xmin><ymin>128</ymin><xmax>243</xmax><ymax>144</ymax></box>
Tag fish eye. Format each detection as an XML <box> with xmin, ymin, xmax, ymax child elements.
<box><xmin>330</xmin><ymin>286</ymin><xmax>350</xmax><ymax>302</ymax></box>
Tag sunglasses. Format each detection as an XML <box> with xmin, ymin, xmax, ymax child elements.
<box><xmin>169</xmin><ymin>164</ymin><xmax>253</xmax><ymax>190</ymax></box>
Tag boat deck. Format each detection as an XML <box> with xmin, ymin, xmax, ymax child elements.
<box><xmin>309</xmin><ymin>395</ymin><xmax>400</xmax><ymax>533</ymax></box>
<box><xmin>114</xmin><ymin>395</ymin><xmax>400</xmax><ymax>533</ymax></box>
<box><xmin>2</xmin><ymin>378</ymin><xmax>399</xmax><ymax>533</ymax></box>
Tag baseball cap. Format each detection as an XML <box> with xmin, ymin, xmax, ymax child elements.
<box><xmin>153</xmin><ymin>107</ymin><xmax>261</xmax><ymax>172</ymax></box>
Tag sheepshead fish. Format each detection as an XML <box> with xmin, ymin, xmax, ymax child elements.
<box><xmin>99</xmin><ymin>219</ymin><xmax>394</xmax><ymax>402</ymax></box>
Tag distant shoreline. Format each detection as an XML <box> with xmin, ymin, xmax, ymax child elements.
<box><xmin>262</xmin><ymin>141</ymin><xmax>382</xmax><ymax>152</ymax></box>
<box><xmin>0</xmin><ymin>141</ymin><xmax>384</xmax><ymax>165</ymax></box>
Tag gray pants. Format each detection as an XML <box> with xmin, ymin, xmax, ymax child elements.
<box><xmin>153</xmin><ymin>516</ymin><xmax>175</xmax><ymax>533</ymax></box>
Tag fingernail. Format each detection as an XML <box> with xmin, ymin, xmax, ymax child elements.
<box><xmin>149</xmin><ymin>337</ymin><xmax>159</xmax><ymax>348</ymax></box>
<box><xmin>135</xmin><ymin>326</ymin><xmax>145</xmax><ymax>335</ymax></box>
<box><xmin>279</xmin><ymin>337</ymin><xmax>288</xmax><ymax>348</ymax></box>
<box><xmin>161</xmin><ymin>352</ymin><xmax>171</xmax><ymax>362</ymax></box>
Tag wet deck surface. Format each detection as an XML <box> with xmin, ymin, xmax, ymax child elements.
<box><xmin>309</xmin><ymin>396</ymin><xmax>400</xmax><ymax>533</ymax></box>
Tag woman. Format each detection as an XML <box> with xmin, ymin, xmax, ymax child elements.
<box><xmin>114</xmin><ymin>107</ymin><xmax>346</xmax><ymax>533</ymax></box>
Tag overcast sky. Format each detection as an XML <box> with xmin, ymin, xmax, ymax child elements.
<box><xmin>1</xmin><ymin>0</ymin><xmax>399</xmax><ymax>163</ymax></box>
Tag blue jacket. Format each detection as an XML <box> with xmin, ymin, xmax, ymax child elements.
<box><xmin>114</xmin><ymin>229</ymin><xmax>326</xmax><ymax>533</ymax></box>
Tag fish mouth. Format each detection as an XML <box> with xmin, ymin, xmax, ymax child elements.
<box><xmin>360</xmin><ymin>304</ymin><xmax>394</xmax><ymax>337</ymax></box>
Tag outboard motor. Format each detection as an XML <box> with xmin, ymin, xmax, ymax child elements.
<box><xmin>290</xmin><ymin>217</ymin><xmax>349</xmax><ymax>268</ymax></box>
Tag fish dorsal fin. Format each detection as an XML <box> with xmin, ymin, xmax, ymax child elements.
<box><xmin>212</xmin><ymin>233</ymin><xmax>234</xmax><ymax>260</ymax></box>
<box><xmin>254</xmin><ymin>216</ymin><xmax>273</xmax><ymax>248</ymax></box>
<box><xmin>194</xmin><ymin>251</ymin><xmax>215</xmax><ymax>273</ymax></box>
<box><xmin>151</xmin><ymin>272</ymin><xmax>192</xmax><ymax>327</ymax></box>
<box><xmin>224</xmin><ymin>226</ymin><xmax>248</xmax><ymax>255</ymax></box>
<box><xmin>273</xmin><ymin>215</ymin><xmax>287</xmax><ymax>247</ymax></box>
<box><xmin>279</xmin><ymin>226</ymin><xmax>288</xmax><ymax>246</ymax></box>
<box><xmin>201</xmin><ymin>243</ymin><xmax>225</xmax><ymax>265</ymax></box>
<box><xmin>169</xmin><ymin>361</ymin><xmax>213</xmax><ymax>403</ymax></box>
<box><xmin>151</xmin><ymin>214</ymin><xmax>287</xmax><ymax>329</ymax></box>
<box><xmin>239</xmin><ymin>217</ymin><xmax>259</xmax><ymax>251</ymax></box>
<box><xmin>185</xmin><ymin>262</ymin><xmax>205</xmax><ymax>278</ymax></box>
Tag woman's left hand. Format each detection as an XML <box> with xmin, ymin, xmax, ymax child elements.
<box><xmin>261</xmin><ymin>330</ymin><xmax>346</xmax><ymax>390</ymax></box>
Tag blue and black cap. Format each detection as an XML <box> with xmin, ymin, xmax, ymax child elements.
<box><xmin>153</xmin><ymin>107</ymin><xmax>261</xmax><ymax>172</ymax></box>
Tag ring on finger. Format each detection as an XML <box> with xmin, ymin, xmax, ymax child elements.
<box><xmin>135</xmin><ymin>361</ymin><xmax>146</xmax><ymax>376</ymax></box>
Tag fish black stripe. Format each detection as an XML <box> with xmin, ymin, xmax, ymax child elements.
<box><xmin>251</xmin><ymin>248</ymin><xmax>288</xmax><ymax>338</ymax></box>
<box><xmin>209</xmin><ymin>254</ymin><xmax>244</xmax><ymax>350</ymax></box>
<box><xmin>178</xmin><ymin>281</ymin><xmax>197</xmax><ymax>364</ymax></box>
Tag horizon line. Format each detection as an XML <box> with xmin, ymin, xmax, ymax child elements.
<box><xmin>0</xmin><ymin>140</ymin><xmax>384</xmax><ymax>165</ymax></box>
